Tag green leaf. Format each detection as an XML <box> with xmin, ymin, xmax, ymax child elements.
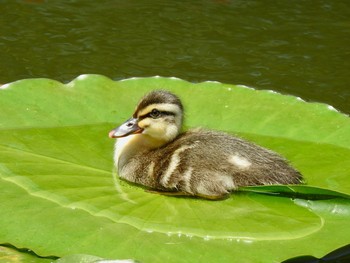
<box><xmin>1</xmin><ymin>75</ymin><xmax>349</xmax><ymax>263</ymax></box>
<box><xmin>240</xmin><ymin>185</ymin><xmax>350</xmax><ymax>200</ymax></box>
<box><xmin>55</xmin><ymin>254</ymin><xmax>138</xmax><ymax>263</ymax></box>
<box><xmin>0</xmin><ymin>246</ymin><xmax>53</xmax><ymax>263</ymax></box>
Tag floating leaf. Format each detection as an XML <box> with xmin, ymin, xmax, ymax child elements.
<box><xmin>0</xmin><ymin>246</ymin><xmax>53</xmax><ymax>263</ymax></box>
<box><xmin>0</xmin><ymin>75</ymin><xmax>349</xmax><ymax>262</ymax></box>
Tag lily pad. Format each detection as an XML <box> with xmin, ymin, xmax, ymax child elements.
<box><xmin>0</xmin><ymin>75</ymin><xmax>349</xmax><ymax>262</ymax></box>
<box><xmin>0</xmin><ymin>246</ymin><xmax>53</xmax><ymax>263</ymax></box>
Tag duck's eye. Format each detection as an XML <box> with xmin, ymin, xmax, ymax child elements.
<box><xmin>150</xmin><ymin>109</ymin><xmax>161</xmax><ymax>119</ymax></box>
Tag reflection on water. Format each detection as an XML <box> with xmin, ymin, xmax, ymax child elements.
<box><xmin>0</xmin><ymin>0</ymin><xmax>349</xmax><ymax>113</ymax></box>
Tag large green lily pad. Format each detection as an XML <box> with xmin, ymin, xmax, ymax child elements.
<box><xmin>0</xmin><ymin>75</ymin><xmax>349</xmax><ymax>262</ymax></box>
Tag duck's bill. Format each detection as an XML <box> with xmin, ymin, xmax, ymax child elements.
<box><xmin>109</xmin><ymin>118</ymin><xmax>143</xmax><ymax>138</ymax></box>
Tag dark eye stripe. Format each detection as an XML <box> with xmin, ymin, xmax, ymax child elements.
<box><xmin>159</xmin><ymin>111</ymin><xmax>175</xmax><ymax>116</ymax></box>
<box><xmin>139</xmin><ymin>110</ymin><xmax>175</xmax><ymax>120</ymax></box>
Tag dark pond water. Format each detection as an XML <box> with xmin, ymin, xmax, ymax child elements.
<box><xmin>1</xmin><ymin>0</ymin><xmax>349</xmax><ymax>113</ymax></box>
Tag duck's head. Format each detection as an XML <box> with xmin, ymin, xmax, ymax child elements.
<box><xmin>109</xmin><ymin>90</ymin><xmax>184</xmax><ymax>145</ymax></box>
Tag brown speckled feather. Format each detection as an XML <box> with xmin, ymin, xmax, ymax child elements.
<box><xmin>119</xmin><ymin>129</ymin><xmax>302</xmax><ymax>197</ymax></box>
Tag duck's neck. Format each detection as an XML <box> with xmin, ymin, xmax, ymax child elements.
<box><xmin>114</xmin><ymin>134</ymin><xmax>168</xmax><ymax>170</ymax></box>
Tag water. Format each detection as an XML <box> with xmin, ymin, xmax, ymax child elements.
<box><xmin>0</xmin><ymin>0</ymin><xmax>349</xmax><ymax>113</ymax></box>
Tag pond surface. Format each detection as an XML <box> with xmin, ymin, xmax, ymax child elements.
<box><xmin>0</xmin><ymin>0</ymin><xmax>349</xmax><ymax>113</ymax></box>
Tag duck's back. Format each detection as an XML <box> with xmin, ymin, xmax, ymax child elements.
<box><xmin>120</xmin><ymin>129</ymin><xmax>301</xmax><ymax>199</ymax></box>
<box><xmin>127</xmin><ymin>129</ymin><xmax>301</xmax><ymax>198</ymax></box>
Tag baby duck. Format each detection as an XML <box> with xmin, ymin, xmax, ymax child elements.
<box><xmin>109</xmin><ymin>90</ymin><xmax>302</xmax><ymax>199</ymax></box>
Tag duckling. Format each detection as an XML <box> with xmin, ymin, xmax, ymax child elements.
<box><xmin>109</xmin><ymin>90</ymin><xmax>302</xmax><ymax>200</ymax></box>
